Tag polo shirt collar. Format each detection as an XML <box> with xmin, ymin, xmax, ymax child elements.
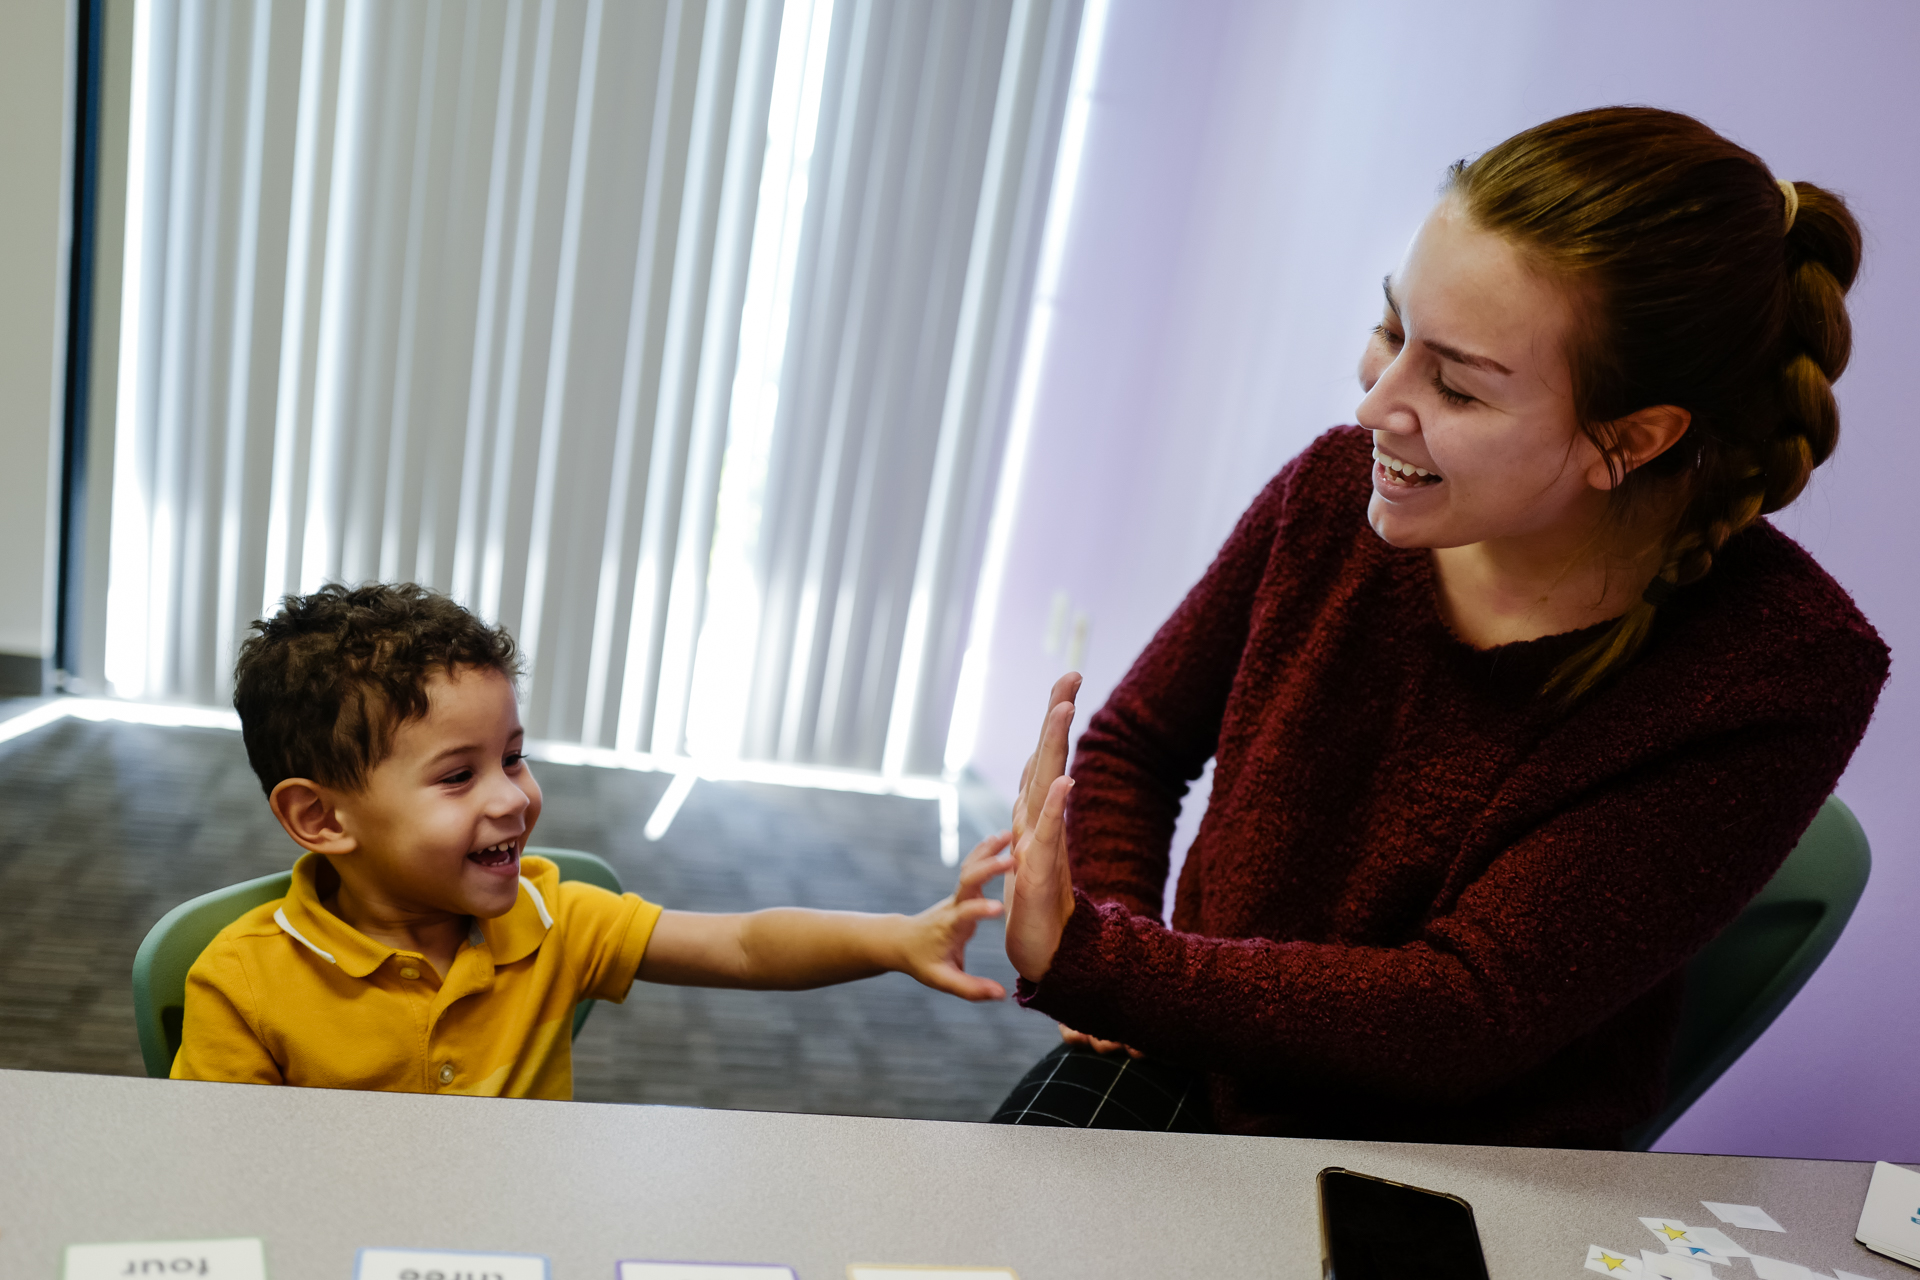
<box><xmin>277</xmin><ymin>853</ymin><xmax>555</xmax><ymax>978</ymax></box>
<box><xmin>481</xmin><ymin>857</ymin><xmax>557</xmax><ymax>966</ymax></box>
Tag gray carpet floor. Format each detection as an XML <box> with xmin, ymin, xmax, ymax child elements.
<box><xmin>0</xmin><ymin>712</ymin><xmax>1060</xmax><ymax>1120</ymax></box>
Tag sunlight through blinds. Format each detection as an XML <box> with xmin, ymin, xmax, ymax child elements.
<box><xmin>89</xmin><ymin>0</ymin><xmax>1084</xmax><ymax>778</ymax></box>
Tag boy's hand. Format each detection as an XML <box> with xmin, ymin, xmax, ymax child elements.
<box><xmin>895</xmin><ymin>831</ymin><xmax>1014</xmax><ymax>1001</ymax></box>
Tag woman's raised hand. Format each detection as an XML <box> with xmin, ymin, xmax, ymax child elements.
<box><xmin>1004</xmin><ymin>673</ymin><xmax>1080</xmax><ymax>984</ymax></box>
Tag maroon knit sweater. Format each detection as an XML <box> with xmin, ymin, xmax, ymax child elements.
<box><xmin>1019</xmin><ymin>427</ymin><xmax>1888</xmax><ymax>1148</ymax></box>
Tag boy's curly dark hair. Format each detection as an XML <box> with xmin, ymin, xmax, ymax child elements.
<box><xmin>233</xmin><ymin>582</ymin><xmax>521</xmax><ymax>795</ymax></box>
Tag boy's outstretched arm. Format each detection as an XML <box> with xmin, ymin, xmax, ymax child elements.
<box><xmin>635</xmin><ymin>832</ymin><xmax>1014</xmax><ymax>1000</ymax></box>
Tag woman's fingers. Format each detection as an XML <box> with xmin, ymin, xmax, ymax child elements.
<box><xmin>1035</xmin><ymin>671</ymin><xmax>1077</xmax><ymax>755</ymax></box>
<box><xmin>1057</xmin><ymin>1024</ymin><xmax>1134</xmax><ymax>1055</ymax></box>
<box><xmin>1046</xmin><ymin>671</ymin><xmax>1083</xmax><ymax>717</ymax></box>
<box><xmin>1030</xmin><ymin>775</ymin><xmax>1073</xmax><ymax>870</ymax></box>
<box><xmin>1017</xmin><ymin>673</ymin><xmax>1080</xmax><ymax>834</ymax></box>
<box><xmin>1012</xmin><ymin>753</ymin><xmax>1033</xmax><ymax>835</ymax></box>
<box><xmin>1004</xmin><ymin>775</ymin><xmax>1074</xmax><ymax>983</ymax></box>
<box><xmin>1016</xmin><ymin>705</ymin><xmax>1073</xmax><ymax>849</ymax></box>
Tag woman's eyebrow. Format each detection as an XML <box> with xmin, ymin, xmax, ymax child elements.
<box><xmin>1422</xmin><ymin>339</ymin><xmax>1512</xmax><ymax>375</ymax></box>
<box><xmin>1382</xmin><ymin>276</ymin><xmax>1513</xmax><ymax>374</ymax></box>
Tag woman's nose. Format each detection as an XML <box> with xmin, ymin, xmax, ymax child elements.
<box><xmin>1356</xmin><ymin>355</ymin><xmax>1420</xmax><ymax>436</ymax></box>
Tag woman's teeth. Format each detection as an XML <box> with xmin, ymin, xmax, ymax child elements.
<box><xmin>470</xmin><ymin>840</ymin><xmax>517</xmax><ymax>867</ymax></box>
<box><xmin>1373</xmin><ymin>447</ymin><xmax>1440</xmax><ymax>484</ymax></box>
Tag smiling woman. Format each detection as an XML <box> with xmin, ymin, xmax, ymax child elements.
<box><xmin>1358</xmin><ymin>201</ymin><xmax>1693</xmax><ymax>657</ymax></box>
<box><xmin>989</xmin><ymin>107</ymin><xmax>1889</xmax><ymax>1148</ymax></box>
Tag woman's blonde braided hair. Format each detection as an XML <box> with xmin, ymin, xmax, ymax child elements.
<box><xmin>1447</xmin><ymin>108</ymin><xmax>1862</xmax><ymax>701</ymax></box>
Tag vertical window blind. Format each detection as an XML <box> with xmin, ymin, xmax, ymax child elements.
<box><xmin>90</xmin><ymin>0</ymin><xmax>1086</xmax><ymax>790</ymax></box>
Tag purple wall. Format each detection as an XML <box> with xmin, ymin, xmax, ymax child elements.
<box><xmin>968</xmin><ymin>0</ymin><xmax>1920</xmax><ymax>1161</ymax></box>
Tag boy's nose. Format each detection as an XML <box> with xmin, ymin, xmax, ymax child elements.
<box><xmin>484</xmin><ymin>770</ymin><xmax>533</xmax><ymax>818</ymax></box>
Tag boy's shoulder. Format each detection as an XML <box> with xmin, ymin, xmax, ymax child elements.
<box><xmin>522</xmin><ymin>853</ymin><xmax>632</xmax><ymax>917</ymax></box>
<box><xmin>197</xmin><ymin>896</ymin><xmax>297</xmax><ymax>962</ymax></box>
<box><xmin>179</xmin><ymin>894</ymin><xmax>303</xmax><ymax>1015</ymax></box>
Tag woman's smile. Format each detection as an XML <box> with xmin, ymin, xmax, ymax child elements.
<box><xmin>1371</xmin><ymin>444</ymin><xmax>1443</xmax><ymax>492</ymax></box>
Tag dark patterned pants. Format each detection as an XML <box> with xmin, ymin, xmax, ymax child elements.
<box><xmin>990</xmin><ymin>1043</ymin><xmax>1215</xmax><ymax>1131</ymax></box>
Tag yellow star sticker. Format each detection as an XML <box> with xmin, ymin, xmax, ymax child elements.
<box><xmin>1660</xmin><ymin>1226</ymin><xmax>1690</xmax><ymax>1240</ymax></box>
<box><xmin>1599</xmin><ymin>1253</ymin><xmax>1627</xmax><ymax>1271</ymax></box>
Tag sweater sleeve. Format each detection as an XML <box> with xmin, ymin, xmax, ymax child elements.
<box><xmin>1025</xmin><ymin>703</ymin><xmax>1864</xmax><ymax>1106</ymax></box>
<box><xmin>1064</xmin><ymin>461</ymin><xmax>1297</xmax><ymax>918</ymax></box>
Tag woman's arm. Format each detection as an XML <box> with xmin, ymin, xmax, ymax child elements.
<box><xmin>1062</xmin><ymin>465</ymin><xmax>1299</xmax><ymax>917</ymax></box>
<box><xmin>1016</xmin><ymin>716</ymin><xmax>1849</xmax><ymax>1105</ymax></box>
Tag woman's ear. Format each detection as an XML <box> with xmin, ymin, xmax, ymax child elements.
<box><xmin>1587</xmin><ymin>405</ymin><xmax>1692</xmax><ymax>490</ymax></box>
<box><xmin>268</xmin><ymin>778</ymin><xmax>357</xmax><ymax>856</ymax></box>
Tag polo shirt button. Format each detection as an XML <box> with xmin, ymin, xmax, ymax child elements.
<box><xmin>438</xmin><ymin>1063</ymin><xmax>455</xmax><ymax>1085</ymax></box>
<box><xmin>399</xmin><ymin>966</ymin><xmax>421</xmax><ymax>980</ymax></box>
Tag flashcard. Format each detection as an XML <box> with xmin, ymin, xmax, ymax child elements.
<box><xmin>1640</xmin><ymin>1219</ymin><xmax>1701</xmax><ymax>1247</ymax></box>
<box><xmin>1745</xmin><ymin>1257</ymin><xmax>1813</xmax><ymax>1280</ymax></box>
<box><xmin>65</xmin><ymin>1238</ymin><xmax>267</xmax><ymax>1280</ymax></box>
<box><xmin>1639</xmin><ymin>1251</ymin><xmax>1713</xmax><ymax>1280</ymax></box>
<box><xmin>1664</xmin><ymin>1241</ymin><xmax>1734</xmax><ymax>1267</ymax></box>
<box><xmin>1678</xmin><ymin>1228</ymin><xmax>1750</xmax><ymax>1258</ymax></box>
<box><xmin>1700</xmin><ymin>1201</ymin><xmax>1786</xmax><ymax>1232</ymax></box>
<box><xmin>355</xmin><ymin>1247</ymin><xmax>548</xmax><ymax>1280</ymax></box>
<box><xmin>619</xmin><ymin>1266</ymin><xmax>796</xmax><ymax>1280</ymax></box>
<box><xmin>1834</xmin><ymin>1272</ymin><xmax>1879</xmax><ymax>1280</ymax></box>
<box><xmin>1856</xmin><ymin>1160</ymin><xmax>1920</xmax><ymax>1269</ymax></box>
<box><xmin>847</xmin><ymin>1269</ymin><xmax>1019</xmax><ymax>1280</ymax></box>
<box><xmin>1585</xmin><ymin>1246</ymin><xmax>1643</xmax><ymax>1275</ymax></box>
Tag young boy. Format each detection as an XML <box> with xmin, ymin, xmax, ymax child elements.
<box><xmin>172</xmin><ymin>582</ymin><xmax>1014</xmax><ymax>1097</ymax></box>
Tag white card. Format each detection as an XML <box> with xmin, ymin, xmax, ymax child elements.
<box><xmin>1665</xmin><ymin>1241</ymin><xmax>1734</xmax><ymax>1267</ymax></box>
<box><xmin>1701</xmin><ymin>1201</ymin><xmax>1786</xmax><ymax>1232</ymax></box>
<box><xmin>1586</xmin><ymin>1245</ymin><xmax>1643</xmax><ymax>1275</ymax></box>
<box><xmin>848</xmin><ymin>1270</ymin><xmax>1019</xmax><ymax>1280</ymax></box>
<box><xmin>1680</xmin><ymin>1228</ymin><xmax>1750</xmax><ymax>1258</ymax></box>
<box><xmin>1640</xmin><ymin>1251</ymin><xmax>1713</xmax><ymax>1280</ymax></box>
<box><xmin>66</xmin><ymin>1239</ymin><xmax>267</xmax><ymax>1280</ymax></box>
<box><xmin>1640</xmin><ymin>1219</ymin><xmax>1701</xmax><ymax>1248</ymax></box>
<box><xmin>1834</xmin><ymin>1272</ymin><xmax>1879</xmax><ymax>1279</ymax></box>
<box><xmin>1856</xmin><ymin>1160</ymin><xmax>1920</xmax><ymax>1261</ymax></box>
<box><xmin>356</xmin><ymin>1248</ymin><xmax>548</xmax><ymax>1280</ymax></box>
<box><xmin>1746</xmin><ymin>1257</ymin><xmax>1813</xmax><ymax>1280</ymax></box>
<box><xmin>620</xmin><ymin>1266</ymin><xmax>796</xmax><ymax>1280</ymax></box>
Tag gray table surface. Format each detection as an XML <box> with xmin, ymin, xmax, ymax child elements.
<box><xmin>2</xmin><ymin>1069</ymin><xmax>1912</xmax><ymax>1280</ymax></box>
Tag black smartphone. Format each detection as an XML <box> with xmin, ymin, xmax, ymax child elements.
<box><xmin>1318</xmin><ymin>1166</ymin><xmax>1492</xmax><ymax>1280</ymax></box>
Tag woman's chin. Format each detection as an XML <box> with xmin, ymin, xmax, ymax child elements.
<box><xmin>1366</xmin><ymin>497</ymin><xmax>1442</xmax><ymax>548</ymax></box>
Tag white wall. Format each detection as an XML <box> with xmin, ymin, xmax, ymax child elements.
<box><xmin>0</xmin><ymin>0</ymin><xmax>72</xmax><ymax>663</ymax></box>
<box><xmin>971</xmin><ymin>0</ymin><xmax>1920</xmax><ymax>1161</ymax></box>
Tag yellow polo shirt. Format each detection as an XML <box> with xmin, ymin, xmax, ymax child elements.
<box><xmin>171</xmin><ymin>854</ymin><xmax>661</xmax><ymax>1098</ymax></box>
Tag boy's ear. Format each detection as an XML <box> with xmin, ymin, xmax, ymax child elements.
<box><xmin>268</xmin><ymin>778</ymin><xmax>358</xmax><ymax>856</ymax></box>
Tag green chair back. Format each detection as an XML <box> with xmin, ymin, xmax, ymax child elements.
<box><xmin>1625</xmin><ymin>796</ymin><xmax>1871</xmax><ymax>1150</ymax></box>
<box><xmin>131</xmin><ymin>846</ymin><xmax>626</xmax><ymax>1079</ymax></box>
